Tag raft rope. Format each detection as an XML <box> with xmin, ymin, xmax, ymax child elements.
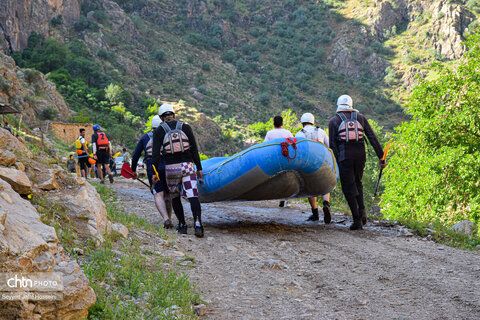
<box><xmin>280</xmin><ymin>137</ymin><xmax>297</xmax><ymax>163</ymax></box>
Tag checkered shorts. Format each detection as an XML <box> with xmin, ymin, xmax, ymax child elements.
<box><xmin>165</xmin><ymin>162</ymin><xmax>198</xmax><ymax>199</ymax></box>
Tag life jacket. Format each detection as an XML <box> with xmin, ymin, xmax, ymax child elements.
<box><xmin>300</xmin><ymin>127</ymin><xmax>320</xmax><ymax>142</ymax></box>
<box><xmin>145</xmin><ymin>131</ymin><xmax>154</xmax><ymax>158</ymax></box>
<box><xmin>96</xmin><ymin>131</ymin><xmax>110</xmax><ymax>148</ymax></box>
<box><xmin>337</xmin><ymin>112</ymin><xmax>364</xmax><ymax>142</ymax></box>
<box><xmin>76</xmin><ymin>136</ymin><xmax>87</xmax><ymax>155</ymax></box>
<box><xmin>160</xmin><ymin>121</ymin><xmax>190</xmax><ymax>155</ymax></box>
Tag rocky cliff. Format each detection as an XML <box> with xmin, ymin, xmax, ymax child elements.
<box><xmin>0</xmin><ymin>127</ymin><xmax>103</xmax><ymax>318</ymax></box>
<box><xmin>0</xmin><ymin>52</ymin><xmax>70</xmax><ymax>124</ymax></box>
<box><xmin>0</xmin><ymin>0</ymin><xmax>81</xmax><ymax>53</ymax></box>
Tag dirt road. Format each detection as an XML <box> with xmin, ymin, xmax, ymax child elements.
<box><xmin>110</xmin><ymin>179</ymin><xmax>480</xmax><ymax>319</ymax></box>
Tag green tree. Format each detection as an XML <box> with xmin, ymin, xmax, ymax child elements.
<box><xmin>382</xmin><ymin>29</ymin><xmax>480</xmax><ymax>235</ymax></box>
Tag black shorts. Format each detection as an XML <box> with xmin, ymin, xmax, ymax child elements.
<box><xmin>96</xmin><ymin>149</ymin><xmax>110</xmax><ymax>165</ymax></box>
<box><xmin>78</xmin><ymin>154</ymin><xmax>91</xmax><ymax>170</ymax></box>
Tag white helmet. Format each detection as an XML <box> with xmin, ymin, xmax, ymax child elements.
<box><xmin>337</xmin><ymin>95</ymin><xmax>353</xmax><ymax>107</ymax></box>
<box><xmin>300</xmin><ymin>113</ymin><xmax>315</xmax><ymax>124</ymax></box>
<box><xmin>158</xmin><ymin>103</ymin><xmax>175</xmax><ymax>116</ymax></box>
<box><xmin>151</xmin><ymin>115</ymin><xmax>162</xmax><ymax>129</ymax></box>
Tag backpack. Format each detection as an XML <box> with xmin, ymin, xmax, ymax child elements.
<box><xmin>300</xmin><ymin>127</ymin><xmax>320</xmax><ymax>141</ymax></box>
<box><xmin>145</xmin><ymin>131</ymin><xmax>154</xmax><ymax>158</ymax></box>
<box><xmin>160</xmin><ymin>121</ymin><xmax>190</xmax><ymax>155</ymax></box>
<box><xmin>337</xmin><ymin>112</ymin><xmax>364</xmax><ymax>142</ymax></box>
<box><xmin>75</xmin><ymin>138</ymin><xmax>82</xmax><ymax>149</ymax></box>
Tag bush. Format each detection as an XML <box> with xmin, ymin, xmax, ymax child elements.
<box><xmin>74</xmin><ymin>16</ymin><xmax>99</xmax><ymax>32</ymax></box>
<box><xmin>93</xmin><ymin>10</ymin><xmax>108</xmax><ymax>23</ymax></box>
<box><xmin>256</xmin><ymin>92</ymin><xmax>270</xmax><ymax>105</ymax></box>
<box><xmin>50</xmin><ymin>15</ymin><xmax>63</xmax><ymax>27</ymax></box>
<box><xmin>201</xmin><ymin>63</ymin><xmax>211</xmax><ymax>71</ymax></box>
<box><xmin>152</xmin><ymin>49</ymin><xmax>166</xmax><ymax>63</ymax></box>
<box><xmin>96</xmin><ymin>48</ymin><xmax>109</xmax><ymax>59</ymax></box>
<box><xmin>41</xmin><ymin>107</ymin><xmax>58</xmax><ymax>120</ymax></box>
<box><xmin>222</xmin><ymin>50</ymin><xmax>238</xmax><ymax>63</ymax></box>
<box><xmin>382</xmin><ymin>29</ymin><xmax>480</xmax><ymax>236</ymax></box>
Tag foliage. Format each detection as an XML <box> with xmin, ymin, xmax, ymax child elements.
<box><xmin>84</xmin><ymin>182</ymin><xmax>201</xmax><ymax>319</ymax></box>
<box><xmin>11</xmin><ymin>34</ymin><xmax>143</xmax><ymax>149</ymax></box>
<box><xmin>382</xmin><ymin>29</ymin><xmax>480</xmax><ymax>236</ymax></box>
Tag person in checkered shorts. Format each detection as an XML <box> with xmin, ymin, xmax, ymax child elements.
<box><xmin>152</xmin><ymin>103</ymin><xmax>205</xmax><ymax>237</ymax></box>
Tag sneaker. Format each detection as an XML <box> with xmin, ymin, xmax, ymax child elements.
<box><xmin>100</xmin><ymin>180</ymin><xmax>105</xmax><ymax>184</ymax></box>
<box><xmin>279</xmin><ymin>201</ymin><xmax>285</xmax><ymax>207</ymax></box>
<box><xmin>323</xmin><ymin>201</ymin><xmax>331</xmax><ymax>224</ymax></box>
<box><xmin>349</xmin><ymin>222</ymin><xmax>363</xmax><ymax>230</ymax></box>
<box><xmin>163</xmin><ymin>219</ymin><xmax>172</xmax><ymax>229</ymax></box>
<box><xmin>360</xmin><ymin>209</ymin><xmax>367</xmax><ymax>226</ymax></box>
<box><xmin>285</xmin><ymin>200</ymin><xmax>291</xmax><ymax>208</ymax></box>
<box><xmin>108</xmin><ymin>174</ymin><xmax>114</xmax><ymax>184</ymax></box>
<box><xmin>194</xmin><ymin>225</ymin><xmax>204</xmax><ymax>238</ymax></box>
<box><xmin>176</xmin><ymin>223</ymin><xmax>187</xmax><ymax>234</ymax></box>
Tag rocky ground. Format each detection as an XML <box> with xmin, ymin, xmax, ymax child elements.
<box><xmin>109</xmin><ymin>178</ymin><xmax>480</xmax><ymax>320</ymax></box>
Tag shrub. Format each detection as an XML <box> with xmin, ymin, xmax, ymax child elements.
<box><xmin>222</xmin><ymin>49</ymin><xmax>237</xmax><ymax>63</ymax></box>
<box><xmin>382</xmin><ymin>29</ymin><xmax>480</xmax><ymax>236</ymax></box>
<box><xmin>41</xmin><ymin>107</ymin><xmax>59</xmax><ymax>120</ymax></box>
<box><xmin>50</xmin><ymin>15</ymin><xmax>63</xmax><ymax>27</ymax></box>
<box><xmin>152</xmin><ymin>49</ymin><xmax>166</xmax><ymax>63</ymax></box>
<box><xmin>96</xmin><ymin>48</ymin><xmax>109</xmax><ymax>59</ymax></box>
<box><xmin>201</xmin><ymin>63</ymin><xmax>211</xmax><ymax>71</ymax></box>
<box><xmin>93</xmin><ymin>10</ymin><xmax>108</xmax><ymax>23</ymax></box>
<box><xmin>256</xmin><ymin>92</ymin><xmax>270</xmax><ymax>105</ymax></box>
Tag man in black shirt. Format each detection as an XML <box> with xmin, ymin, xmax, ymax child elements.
<box><xmin>329</xmin><ymin>95</ymin><xmax>386</xmax><ymax>230</ymax></box>
<box><xmin>152</xmin><ymin>104</ymin><xmax>204</xmax><ymax>237</ymax></box>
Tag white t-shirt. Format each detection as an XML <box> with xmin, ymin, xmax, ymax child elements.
<box><xmin>264</xmin><ymin>128</ymin><xmax>293</xmax><ymax>141</ymax></box>
<box><xmin>295</xmin><ymin>125</ymin><xmax>329</xmax><ymax>147</ymax></box>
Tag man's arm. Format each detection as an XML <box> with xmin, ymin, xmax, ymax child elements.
<box><xmin>362</xmin><ymin>116</ymin><xmax>383</xmax><ymax>159</ymax></box>
<box><xmin>183</xmin><ymin>124</ymin><xmax>202</xmax><ymax>171</ymax></box>
<box><xmin>131</xmin><ymin>136</ymin><xmax>145</xmax><ymax>172</ymax></box>
<box><xmin>328</xmin><ymin>118</ymin><xmax>338</xmax><ymax>159</ymax></box>
<box><xmin>91</xmin><ymin>134</ymin><xmax>97</xmax><ymax>154</ymax></box>
<box><xmin>152</xmin><ymin>127</ymin><xmax>165</xmax><ymax>171</ymax></box>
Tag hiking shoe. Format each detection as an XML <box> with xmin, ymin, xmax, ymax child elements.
<box><xmin>360</xmin><ymin>209</ymin><xmax>367</xmax><ymax>226</ymax></box>
<box><xmin>349</xmin><ymin>222</ymin><xmax>363</xmax><ymax>231</ymax></box>
<box><xmin>100</xmin><ymin>180</ymin><xmax>105</xmax><ymax>184</ymax></box>
<box><xmin>307</xmin><ymin>207</ymin><xmax>319</xmax><ymax>221</ymax></box>
<box><xmin>285</xmin><ymin>200</ymin><xmax>292</xmax><ymax>208</ymax></box>
<box><xmin>108</xmin><ymin>174</ymin><xmax>114</xmax><ymax>184</ymax></box>
<box><xmin>176</xmin><ymin>223</ymin><xmax>187</xmax><ymax>234</ymax></box>
<box><xmin>323</xmin><ymin>201</ymin><xmax>331</xmax><ymax>224</ymax></box>
<box><xmin>279</xmin><ymin>201</ymin><xmax>285</xmax><ymax>207</ymax></box>
<box><xmin>163</xmin><ymin>219</ymin><xmax>172</xmax><ymax>229</ymax></box>
<box><xmin>194</xmin><ymin>225</ymin><xmax>204</xmax><ymax>238</ymax></box>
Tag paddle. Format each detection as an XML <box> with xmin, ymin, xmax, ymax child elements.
<box><xmin>374</xmin><ymin>139</ymin><xmax>392</xmax><ymax>197</ymax></box>
<box><xmin>121</xmin><ymin>163</ymin><xmax>152</xmax><ymax>193</ymax></box>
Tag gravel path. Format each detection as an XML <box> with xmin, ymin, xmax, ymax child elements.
<box><xmin>109</xmin><ymin>178</ymin><xmax>480</xmax><ymax>320</ymax></box>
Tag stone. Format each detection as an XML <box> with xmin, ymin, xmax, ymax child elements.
<box><xmin>35</xmin><ymin>168</ymin><xmax>63</xmax><ymax>190</ymax></box>
<box><xmin>0</xmin><ymin>166</ymin><xmax>32</xmax><ymax>194</ymax></box>
<box><xmin>13</xmin><ymin>162</ymin><xmax>25</xmax><ymax>172</ymax></box>
<box><xmin>0</xmin><ymin>149</ymin><xmax>17</xmax><ymax>166</ymax></box>
<box><xmin>194</xmin><ymin>304</ymin><xmax>207</xmax><ymax>316</ymax></box>
<box><xmin>188</xmin><ymin>87</ymin><xmax>198</xmax><ymax>94</ymax></box>
<box><xmin>218</xmin><ymin>102</ymin><xmax>228</xmax><ymax>109</ymax></box>
<box><xmin>0</xmin><ymin>128</ymin><xmax>33</xmax><ymax>158</ymax></box>
<box><xmin>450</xmin><ymin>220</ymin><xmax>475</xmax><ymax>236</ymax></box>
<box><xmin>192</xmin><ymin>90</ymin><xmax>205</xmax><ymax>101</ymax></box>
<box><xmin>50</xmin><ymin>182</ymin><xmax>111</xmax><ymax>244</ymax></box>
<box><xmin>0</xmin><ymin>178</ymin><xmax>95</xmax><ymax>318</ymax></box>
<box><xmin>111</xmin><ymin>222</ymin><xmax>129</xmax><ymax>239</ymax></box>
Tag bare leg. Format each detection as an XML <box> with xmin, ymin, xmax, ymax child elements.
<box><xmin>154</xmin><ymin>191</ymin><xmax>169</xmax><ymax>221</ymax></box>
<box><xmin>308</xmin><ymin>197</ymin><xmax>318</xmax><ymax>210</ymax></box>
<box><xmin>98</xmin><ymin>164</ymin><xmax>104</xmax><ymax>181</ymax></box>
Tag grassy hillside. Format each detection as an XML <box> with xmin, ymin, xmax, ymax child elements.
<box><xmin>10</xmin><ymin>0</ymin><xmax>479</xmax><ymax>151</ymax></box>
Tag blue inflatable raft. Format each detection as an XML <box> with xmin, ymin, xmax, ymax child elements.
<box><xmin>198</xmin><ymin>137</ymin><xmax>339</xmax><ymax>203</ymax></box>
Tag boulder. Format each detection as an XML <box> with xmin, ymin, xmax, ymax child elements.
<box><xmin>51</xmin><ymin>182</ymin><xmax>111</xmax><ymax>245</ymax></box>
<box><xmin>0</xmin><ymin>167</ymin><xmax>32</xmax><ymax>194</ymax></box>
<box><xmin>35</xmin><ymin>168</ymin><xmax>63</xmax><ymax>191</ymax></box>
<box><xmin>0</xmin><ymin>128</ymin><xmax>33</xmax><ymax>158</ymax></box>
<box><xmin>111</xmin><ymin>222</ymin><xmax>129</xmax><ymax>239</ymax></box>
<box><xmin>13</xmin><ymin>162</ymin><xmax>25</xmax><ymax>172</ymax></box>
<box><xmin>0</xmin><ymin>178</ymin><xmax>95</xmax><ymax>318</ymax></box>
<box><xmin>218</xmin><ymin>102</ymin><xmax>229</xmax><ymax>109</ymax></box>
<box><xmin>0</xmin><ymin>149</ymin><xmax>17</xmax><ymax>166</ymax></box>
<box><xmin>450</xmin><ymin>220</ymin><xmax>475</xmax><ymax>236</ymax></box>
